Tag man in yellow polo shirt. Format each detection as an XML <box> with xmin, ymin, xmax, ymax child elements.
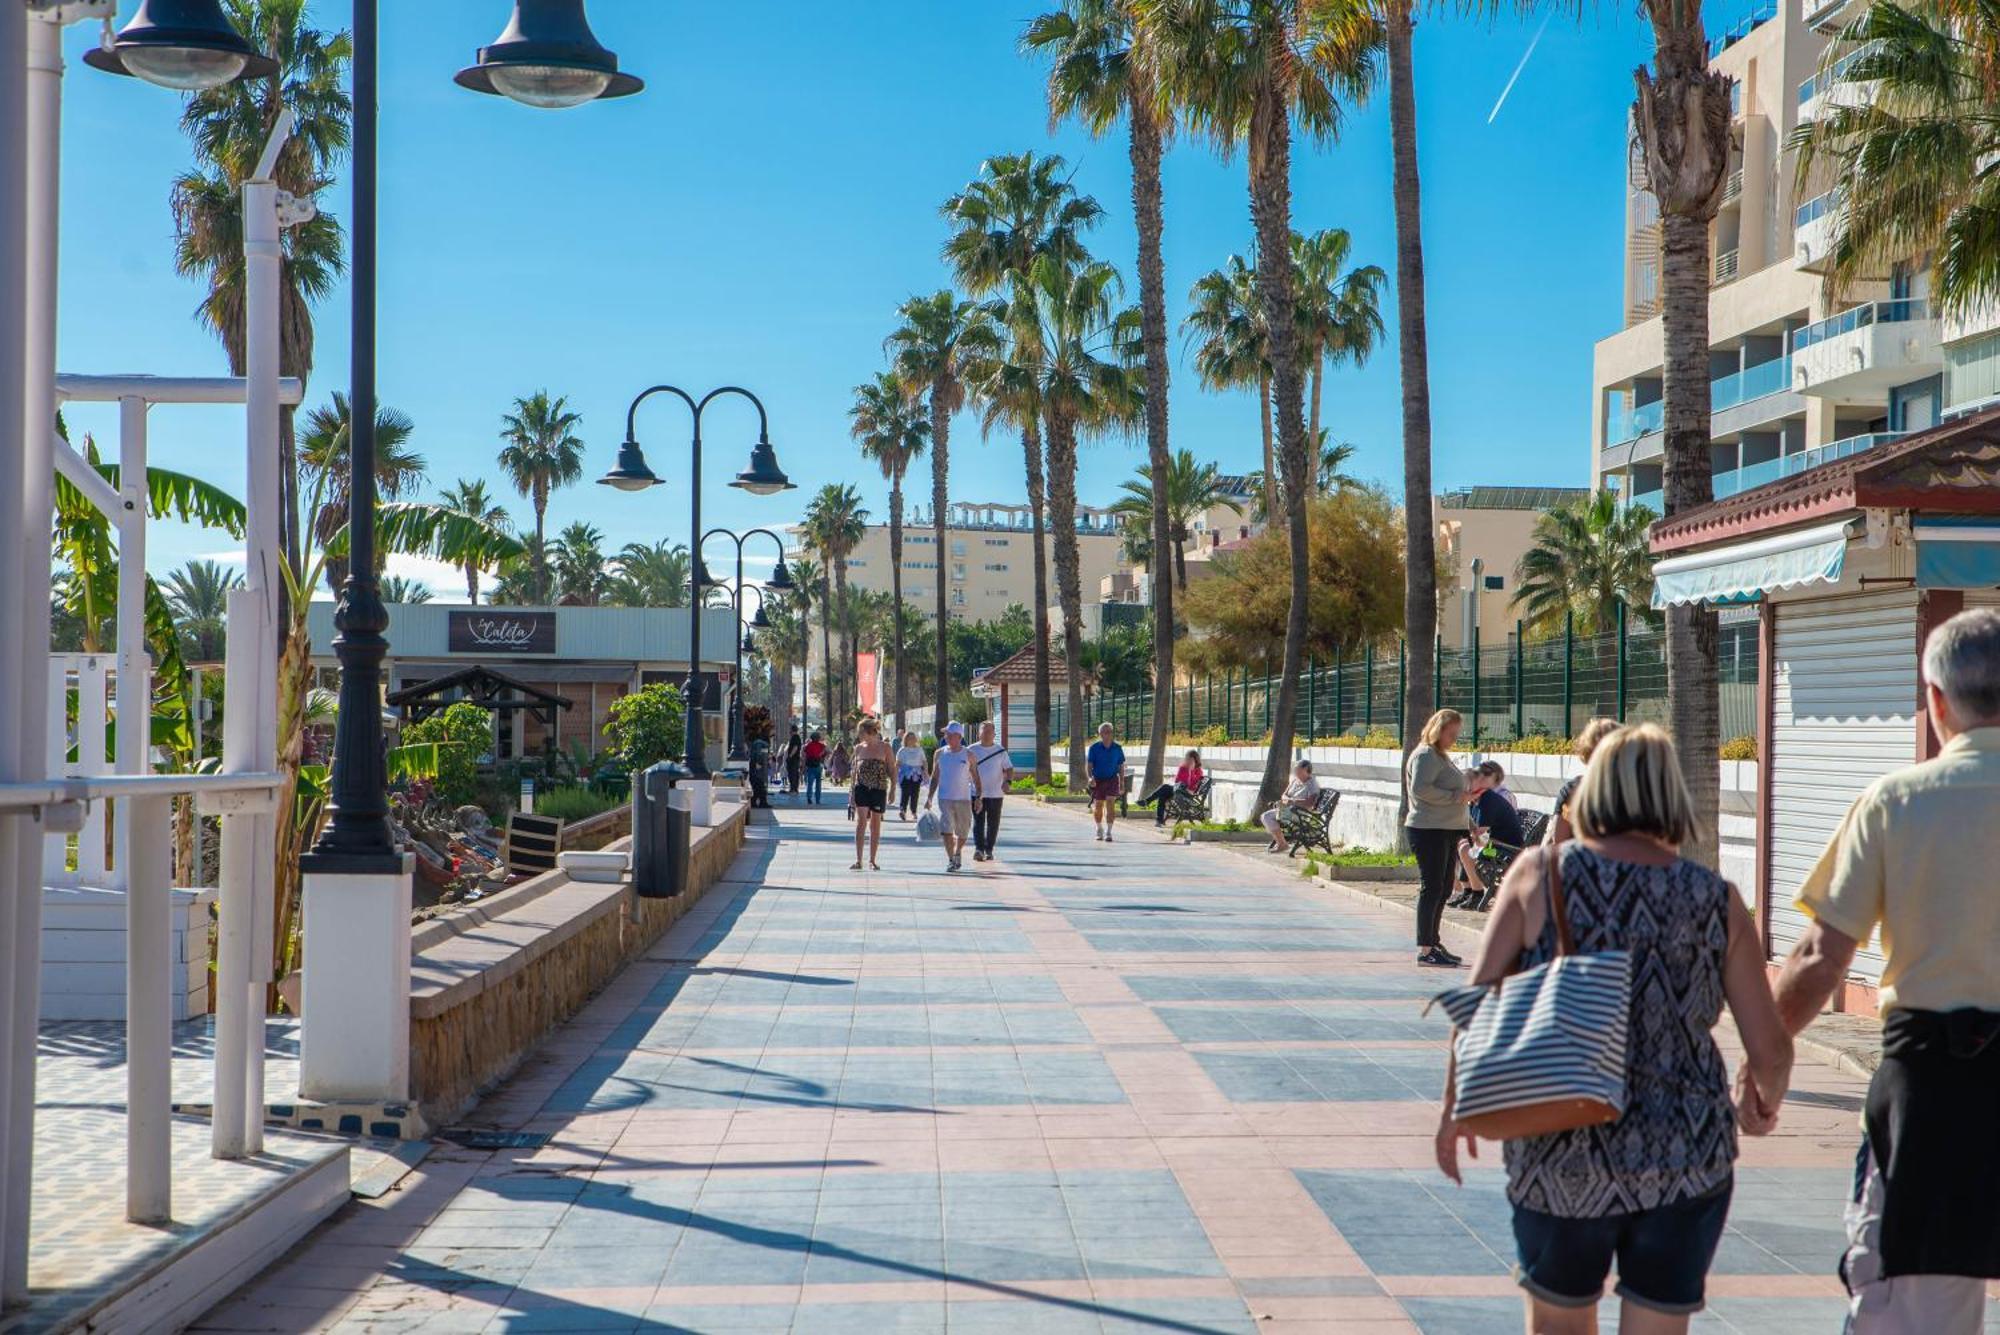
<box><xmin>1767</xmin><ymin>607</ymin><xmax>2000</xmax><ymax>1334</ymax></box>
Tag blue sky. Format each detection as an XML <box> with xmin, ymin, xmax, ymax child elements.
<box><xmin>52</xmin><ymin>2</ymin><xmax>1657</xmax><ymax>599</ymax></box>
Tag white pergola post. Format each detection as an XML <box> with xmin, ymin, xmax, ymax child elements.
<box><xmin>0</xmin><ymin>0</ymin><xmax>31</xmax><ymax>1306</ymax></box>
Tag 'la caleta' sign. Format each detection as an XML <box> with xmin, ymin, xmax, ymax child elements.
<box><xmin>447</xmin><ymin>610</ymin><xmax>557</xmax><ymax>654</ymax></box>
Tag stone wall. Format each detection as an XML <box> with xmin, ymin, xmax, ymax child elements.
<box><xmin>1091</xmin><ymin>744</ymin><xmax>1759</xmax><ymax>893</ymax></box>
<box><xmin>408</xmin><ymin>803</ymin><xmax>749</xmax><ymax>1127</ymax></box>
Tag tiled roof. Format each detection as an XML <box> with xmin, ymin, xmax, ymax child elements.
<box><xmin>976</xmin><ymin>642</ymin><xmax>1068</xmax><ymax>685</ymax></box>
<box><xmin>1650</xmin><ymin>405</ymin><xmax>2000</xmax><ymax>554</ymax></box>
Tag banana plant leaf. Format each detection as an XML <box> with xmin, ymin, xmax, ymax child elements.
<box><xmin>323</xmin><ymin>502</ymin><xmax>524</xmax><ymax>567</ymax></box>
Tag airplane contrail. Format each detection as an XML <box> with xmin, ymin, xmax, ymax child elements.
<box><xmin>1488</xmin><ymin>14</ymin><xmax>1553</xmax><ymax>125</ymax></box>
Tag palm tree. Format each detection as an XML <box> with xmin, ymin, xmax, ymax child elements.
<box><xmin>788</xmin><ymin>556</ymin><xmax>831</xmax><ymax>730</ymax></box>
<box><xmin>604</xmin><ymin>540</ymin><xmax>691</xmax><ymax>608</ymax></box>
<box><xmin>991</xmin><ymin>254</ymin><xmax>1143</xmax><ymax>787</ymax></box>
<box><xmin>1025</xmin><ymin>7</ymin><xmax>1182</xmax><ymax>795</ymax></box>
<box><xmin>1795</xmin><ymin>5</ymin><xmax>2000</xmax><ymax>315</ymax></box>
<box><xmin>172</xmin><ymin>0</ymin><xmax>350</xmax><ymax>595</ymax></box>
<box><xmin>850</xmin><ymin>373</ymin><xmax>930</xmax><ymax>731</ymax></box>
<box><xmin>1633</xmin><ymin>2</ymin><xmax>1735</xmax><ymax>866</ymax></box>
<box><xmin>886</xmin><ymin>292</ymin><xmax>1003</xmax><ymax>730</ymax></box>
<box><xmin>801</xmin><ymin>483</ymin><xmax>870</xmax><ymax>722</ymax></box>
<box><xmin>1183</xmin><ymin>256</ymin><xmax>1274</xmax><ymax>516</ymax></box>
<box><xmin>438</xmin><ymin>478</ymin><xmax>510</xmax><ymax>604</ymax></box>
<box><xmin>1110</xmin><ymin>449</ymin><xmax>1242</xmax><ymax>592</ymax></box>
<box><xmin>1512</xmin><ymin>492</ymin><xmax>1657</xmax><ymax>638</ymax></box>
<box><xmin>376</xmin><ymin>574</ymin><xmax>432</xmax><ymax>605</ymax></box>
<box><xmin>1292</xmin><ymin>228</ymin><xmax>1385</xmax><ymax>448</ymax></box>
<box><xmin>551</xmin><ymin>521</ymin><xmax>608</xmax><ymax>605</ymax></box>
<box><xmin>497</xmin><ymin>390</ymin><xmax>587</xmax><ymax>603</ymax></box>
<box><xmin>298</xmin><ymin>391</ymin><xmax>423</xmax><ymax>592</ymax></box>
<box><xmin>163</xmin><ymin>559</ymin><xmax>244</xmax><ymax>662</ymax></box>
<box><xmin>1316</xmin><ymin>437</ymin><xmax>1359</xmax><ymax>493</ymax></box>
<box><xmin>1140</xmin><ymin>0</ymin><xmax>1376</xmax><ymax>809</ymax></box>
<box><xmin>942</xmin><ymin>152</ymin><xmax>1100</xmax><ymax>785</ymax></box>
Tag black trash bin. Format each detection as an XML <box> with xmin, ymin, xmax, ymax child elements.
<box><xmin>632</xmin><ymin>761</ymin><xmax>693</xmax><ymax>900</ymax></box>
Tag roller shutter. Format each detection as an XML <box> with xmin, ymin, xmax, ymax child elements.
<box><xmin>1766</xmin><ymin>589</ymin><xmax>1917</xmax><ymax>982</ymax></box>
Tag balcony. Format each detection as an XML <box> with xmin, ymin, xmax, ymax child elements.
<box><xmin>1607</xmin><ymin>397</ymin><xmax>1666</xmax><ymax>446</ymax></box>
<box><xmin>1803</xmin><ymin>0</ymin><xmax>1858</xmax><ymax>32</ymax></box>
<box><xmin>1797</xmin><ymin>44</ymin><xmax>1881</xmax><ymax>121</ymax></box>
<box><xmin>1710</xmin><ymin>1</ymin><xmax>1777</xmax><ymax>57</ymax></box>
<box><xmin>1714</xmin><ymin>248</ymin><xmax>1741</xmax><ymax>284</ymax></box>
<box><xmin>1606</xmin><ymin>356</ymin><xmax>1796</xmax><ymax>449</ymax></box>
<box><xmin>1713</xmin><ymin>456</ymin><xmax>1787</xmax><ymax>498</ymax></box>
<box><xmin>1791</xmin><ymin>300</ymin><xmax>1943</xmax><ymax>401</ymax></box>
<box><xmin>1722</xmin><ymin>169</ymin><xmax>1743</xmax><ymax>206</ymax></box>
<box><xmin>1794</xmin><ymin>191</ymin><xmax>1840</xmax><ymax>272</ymax></box>
<box><xmin>1778</xmin><ymin>431</ymin><xmax>1906</xmax><ymax>477</ymax></box>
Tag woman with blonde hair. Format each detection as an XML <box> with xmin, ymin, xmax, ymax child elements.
<box><xmin>1434</xmin><ymin>724</ymin><xmax>1792</xmax><ymax>1333</ymax></box>
<box><xmin>1405</xmin><ymin>708</ymin><xmax>1468</xmax><ymax>968</ymax></box>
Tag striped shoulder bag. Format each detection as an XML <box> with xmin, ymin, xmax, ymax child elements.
<box><xmin>1429</xmin><ymin>848</ymin><xmax>1631</xmax><ymax>1140</ymax></box>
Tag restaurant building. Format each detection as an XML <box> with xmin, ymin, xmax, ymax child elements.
<box><xmin>305</xmin><ymin>602</ymin><xmax>740</xmax><ymax>761</ymax></box>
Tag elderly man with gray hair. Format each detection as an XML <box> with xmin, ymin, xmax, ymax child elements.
<box><xmin>1763</xmin><ymin>607</ymin><xmax>2000</xmax><ymax>1334</ymax></box>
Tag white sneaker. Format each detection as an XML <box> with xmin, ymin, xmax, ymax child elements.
<box><xmin>1105</xmin><ymin>831</ymin><xmax>1114</xmax><ymax>843</ymax></box>
<box><xmin>1094</xmin><ymin>828</ymin><xmax>1104</xmax><ymax>841</ymax></box>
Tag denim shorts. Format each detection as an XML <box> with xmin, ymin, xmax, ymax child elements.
<box><xmin>1511</xmin><ymin>1177</ymin><xmax>1733</xmax><ymax>1315</ymax></box>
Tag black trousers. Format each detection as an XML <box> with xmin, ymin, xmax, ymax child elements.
<box><xmin>973</xmin><ymin>797</ymin><xmax>1004</xmax><ymax>854</ymax></box>
<box><xmin>899</xmin><ymin>777</ymin><xmax>922</xmax><ymax>817</ymax></box>
<box><xmin>1408</xmin><ymin>826</ymin><xmax>1462</xmax><ymax>949</ymax></box>
<box><xmin>748</xmin><ymin>769</ymin><xmax>769</xmax><ymax>807</ymax></box>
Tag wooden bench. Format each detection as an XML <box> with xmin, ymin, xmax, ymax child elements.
<box><xmin>1160</xmin><ymin>776</ymin><xmax>1213</xmax><ymax>826</ymax></box>
<box><xmin>1279</xmin><ymin>789</ymin><xmax>1341</xmax><ymax>857</ymax></box>
<box><xmin>1473</xmin><ymin>809</ymin><xmax>1552</xmax><ymax>893</ymax></box>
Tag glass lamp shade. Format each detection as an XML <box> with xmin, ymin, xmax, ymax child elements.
<box><xmin>82</xmin><ymin>0</ymin><xmax>276</xmax><ymax>89</ymax></box>
<box><xmin>750</xmin><ymin>605</ymin><xmax>772</xmax><ymax>630</ymax></box>
<box><xmin>455</xmin><ymin>0</ymin><xmax>642</xmax><ymax>106</ymax></box>
<box><xmin>597</xmin><ymin>440</ymin><xmax>660</xmax><ymax>491</ymax></box>
<box><xmin>766</xmin><ymin>558</ymin><xmax>795</xmax><ymax>592</ymax></box>
<box><xmin>730</xmin><ymin>438</ymin><xmax>793</xmax><ymax>496</ymax></box>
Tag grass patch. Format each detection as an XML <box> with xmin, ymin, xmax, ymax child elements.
<box><xmin>1009</xmin><ymin>777</ymin><xmax>1070</xmax><ymax>798</ymax></box>
<box><xmin>1300</xmin><ymin>846</ymin><xmax>1419</xmax><ymax>875</ymax></box>
<box><xmin>1171</xmin><ymin>818</ymin><xmax>1256</xmax><ymax>837</ymax></box>
<box><xmin>532</xmin><ymin>785</ymin><xmax>624</xmax><ymax>824</ymax></box>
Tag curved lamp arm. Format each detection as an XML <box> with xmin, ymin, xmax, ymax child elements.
<box><xmin>624</xmin><ymin>383</ymin><xmax>698</xmax><ymax>441</ymax></box>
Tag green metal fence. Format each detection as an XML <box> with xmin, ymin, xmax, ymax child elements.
<box><xmin>1052</xmin><ymin>612</ymin><xmax>1760</xmax><ymax>748</ymax></box>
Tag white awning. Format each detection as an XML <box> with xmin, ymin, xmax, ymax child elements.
<box><xmin>1652</xmin><ymin>520</ymin><xmax>1852</xmax><ymax>608</ymax></box>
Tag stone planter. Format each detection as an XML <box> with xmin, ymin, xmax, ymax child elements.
<box><xmin>1185</xmin><ymin>829</ymin><xmax>1271</xmax><ymax>844</ymax></box>
<box><xmin>1035</xmin><ymin>793</ymin><xmax>1094</xmax><ymax>805</ymax></box>
<box><xmin>1315</xmin><ymin>862</ymin><xmax>1420</xmax><ymax>883</ymax></box>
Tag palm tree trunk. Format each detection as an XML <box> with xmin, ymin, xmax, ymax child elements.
<box><xmin>1246</xmin><ymin>72</ymin><xmax>1311</xmax><ymax>812</ymax></box>
<box><xmin>834</xmin><ymin>557</ymin><xmax>852</xmax><ymax>722</ymax></box>
<box><xmin>1662</xmin><ymin>208</ymin><xmax>1722</xmax><ymax>867</ymax></box>
<box><xmin>1023</xmin><ymin>421</ymin><xmax>1054</xmax><ymax>784</ymax></box>
<box><xmin>890</xmin><ymin>475</ymin><xmax>906</xmax><ymax>732</ymax></box>
<box><xmin>930</xmin><ymin>391</ymin><xmax>951</xmax><ymax>733</ymax></box>
<box><xmin>1046</xmin><ymin>416</ymin><xmax>1088</xmax><ymax>791</ymax></box>
<box><xmin>821</xmin><ymin>593</ymin><xmax>834</xmax><ymax>738</ymax></box>
<box><xmin>1637</xmin><ymin>19</ymin><xmax>1731</xmax><ymax>868</ymax></box>
<box><xmin>1388</xmin><ymin>1</ymin><xmax>1439</xmax><ymax>828</ymax></box>
<box><xmin>532</xmin><ymin>482</ymin><xmax>549</xmax><ymax>603</ymax></box>
<box><xmin>1130</xmin><ymin>80</ymin><xmax>1175</xmax><ymax>795</ymax></box>
<box><xmin>1175</xmin><ymin>538</ymin><xmax>1188</xmax><ymax>593</ymax></box>
<box><xmin>1309</xmin><ymin>356</ymin><xmax>1325</xmax><ymax>452</ymax></box>
<box><xmin>1258</xmin><ymin>374</ymin><xmax>1276</xmax><ymax>521</ymax></box>
<box><xmin>465</xmin><ymin>561</ymin><xmax>478</xmax><ymax>605</ymax></box>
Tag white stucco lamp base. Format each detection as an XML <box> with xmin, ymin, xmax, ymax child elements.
<box><xmin>298</xmin><ymin>855</ymin><xmax>413</xmax><ymax>1104</ymax></box>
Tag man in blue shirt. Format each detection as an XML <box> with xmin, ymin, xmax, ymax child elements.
<box><xmin>1085</xmin><ymin>722</ymin><xmax>1127</xmax><ymax>842</ymax></box>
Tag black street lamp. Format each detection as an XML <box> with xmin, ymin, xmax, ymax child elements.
<box><xmin>599</xmin><ymin>388</ymin><xmax>792</xmax><ymax>777</ymax></box>
<box><xmin>301</xmin><ymin>1</ymin><xmax>639</xmax><ymax>873</ymax></box>
<box><xmin>84</xmin><ymin>0</ymin><xmax>279</xmax><ymax>88</ymax></box>
<box><xmin>701</xmin><ymin>528</ymin><xmax>791</xmax><ymax>760</ymax></box>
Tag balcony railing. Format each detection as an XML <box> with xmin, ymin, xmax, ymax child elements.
<box><xmin>1722</xmin><ymin>169</ymin><xmax>1743</xmax><ymax>205</ymax></box>
<box><xmin>1714</xmin><ymin>248</ymin><xmax>1741</xmax><ymax>283</ymax></box>
<box><xmin>1778</xmin><ymin>431</ymin><xmax>1906</xmax><ymax>476</ymax></box>
<box><xmin>1709</xmin><ymin>1</ymin><xmax>1777</xmax><ymax>57</ymax></box>
<box><xmin>1607</xmin><ymin>398</ymin><xmax>1666</xmax><ymax>444</ymax></box>
<box><xmin>1711</xmin><ymin>355</ymin><xmax>1792</xmax><ymax>412</ymax></box>
<box><xmin>1798</xmin><ymin>42</ymin><xmax>1880</xmax><ymax>106</ymax></box>
<box><xmin>1713</xmin><ymin>456</ymin><xmax>1788</xmax><ymax>498</ymax></box>
<box><xmin>1790</xmin><ymin>299</ymin><xmax>1929</xmax><ymax>353</ymax></box>
<box><xmin>1795</xmin><ymin>190</ymin><xmax>1840</xmax><ymax>229</ymax></box>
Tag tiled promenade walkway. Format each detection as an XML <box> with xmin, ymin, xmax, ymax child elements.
<box><xmin>199</xmin><ymin>799</ymin><xmax>1937</xmax><ymax>1333</ymax></box>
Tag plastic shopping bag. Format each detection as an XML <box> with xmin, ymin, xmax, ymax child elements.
<box><xmin>915</xmin><ymin>809</ymin><xmax>940</xmax><ymax>843</ymax></box>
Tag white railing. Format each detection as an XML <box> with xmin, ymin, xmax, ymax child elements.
<box><xmin>1714</xmin><ymin>248</ymin><xmax>1742</xmax><ymax>283</ymax></box>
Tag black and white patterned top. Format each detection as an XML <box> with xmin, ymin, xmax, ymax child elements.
<box><xmin>1502</xmin><ymin>843</ymin><xmax>1737</xmax><ymax>1217</ymax></box>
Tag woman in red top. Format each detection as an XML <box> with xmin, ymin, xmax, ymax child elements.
<box><xmin>1138</xmin><ymin>750</ymin><xmax>1205</xmax><ymax>828</ymax></box>
<box><xmin>801</xmin><ymin>731</ymin><xmax>828</xmax><ymax>805</ymax></box>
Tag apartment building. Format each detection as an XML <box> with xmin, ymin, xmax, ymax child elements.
<box><xmin>1434</xmin><ymin>486</ymin><xmax>1591</xmax><ymax>648</ymax></box>
<box><xmin>1590</xmin><ymin>0</ymin><xmax>1964</xmax><ymax>507</ymax></box>
<box><xmin>791</xmin><ymin>500</ymin><xmax>1131</xmax><ymax>627</ymax></box>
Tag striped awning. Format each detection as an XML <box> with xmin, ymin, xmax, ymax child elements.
<box><xmin>1652</xmin><ymin>520</ymin><xmax>1852</xmax><ymax>608</ymax></box>
<box><xmin>1914</xmin><ymin>518</ymin><xmax>2000</xmax><ymax>589</ymax></box>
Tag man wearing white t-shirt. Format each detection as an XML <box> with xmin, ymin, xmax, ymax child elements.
<box><xmin>925</xmin><ymin>723</ymin><xmax>974</xmax><ymax>872</ymax></box>
<box><xmin>967</xmin><ymin>721</ymin><xmax>1014</xmax><ymax>863</ymax></box>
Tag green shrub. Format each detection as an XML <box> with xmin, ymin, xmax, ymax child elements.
<box><xmin>1720</xmin><ymin>734</ymin><xmax>1757</xmax><ymax>761</ymax></box>
<box><xmin>400</xmin><ymin>701</ymin><xmax>489</xmax><ymax>807</ymax></box>
<box><xmin>1322</xmin><ymin>847</ymin><xmax>1417</xmax><ymax>867</ymax></box>
<box><xmin>533</xmin><ymin>785</ymin><xmax>622</xmax><ymax>824</ymax></box>
<box><xmin>604</xmin><ymin>683</ymin><xmax>686</xmax><ymax>771</ymax></box>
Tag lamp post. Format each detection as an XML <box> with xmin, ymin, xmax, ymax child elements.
<box><xmin>93</xmin><ymin>0</ymin><xmax>643</xmax><ymax>1110</ymax></box>
<box><xmin>599</xmin><ymin>387</ymin><xmax>793</xmax><ymax>778</ymax></box>
<box><xmin>701</xmin><ymin>527</ymin><xmax>792</xmax><ymax>760</ymax></box>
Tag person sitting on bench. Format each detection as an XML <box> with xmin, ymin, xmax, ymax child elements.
<box><xmin>1260</xmin><ymin>759</ymin><xmax>1321</xmax><ymax>854</ymax></box>
<box><xmin>1139</xmin><ymin>750</ymin><xmax>1206</xmax><ymax>827</ymax></box>
<box><xmin>1449</xmin><ymin>766</ymin><xmax>1524</xmax><ymax>909</ymax></box>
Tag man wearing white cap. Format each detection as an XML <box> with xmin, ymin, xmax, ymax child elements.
<box><xmin>925</xmin><ymin>722</ymin><xmax>975</xmax><ymax>872</ymax></box>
